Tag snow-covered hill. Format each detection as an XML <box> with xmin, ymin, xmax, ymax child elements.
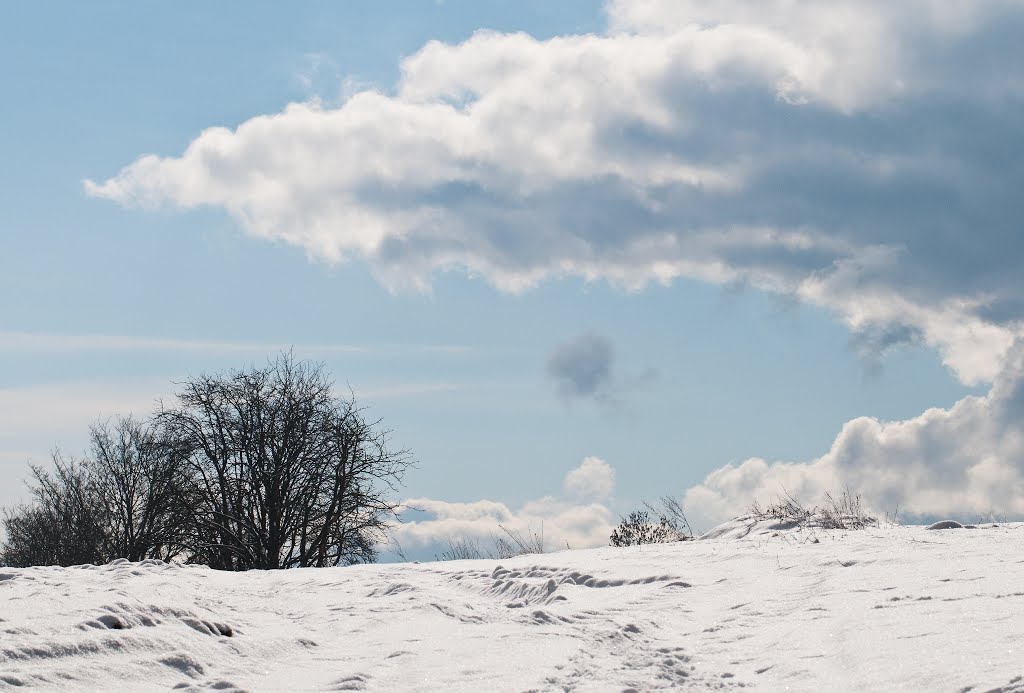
<box><xmin>2</xmin><ymin>521</ymin><xmax>1022</xmax><ymax>691</ymax></box>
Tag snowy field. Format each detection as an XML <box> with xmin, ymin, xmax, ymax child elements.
<box><xmin>2</xmin><ymin>520</ymin><xmax>1023</xmax><ymax>692</ymax></box>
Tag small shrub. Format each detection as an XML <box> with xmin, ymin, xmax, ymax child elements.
<box><xmin>610</xmin><ymin>497</ymin><xmax>692</xmax><ymax>547</ymax></box>
<box><xmin>1</xmin><ymin>456</ymin><xmax>107</xmax><ymax>567</ymax></box>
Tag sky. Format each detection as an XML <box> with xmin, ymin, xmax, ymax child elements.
<box><xmin>2</xmin><ymin>1</ymin><xmax>1023</xmax><ymax>557</ymax></box>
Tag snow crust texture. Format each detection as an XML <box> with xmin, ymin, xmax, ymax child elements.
<box><xmin>1</xmin><ymin>523</ymin><xmax>1023</xmax><ymax>691</ymax></box>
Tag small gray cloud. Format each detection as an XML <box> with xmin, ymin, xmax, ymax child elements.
<box><xmin>546</xmin><ymin>332</ymin><xmax>615</xmax><ymax>401</ymax></box>
<box><xmin>849</xmin><ymin>323</ymin><xmax>926</xmax><ymax>377</ymax></box>
<box><xmin>546</xmin><ymin>332</ymin><xmax>657</xmax><ymax>406</ymax></box>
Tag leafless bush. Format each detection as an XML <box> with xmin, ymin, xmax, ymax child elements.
<box><xmin>1</xmin><ymin>418</ymin><xmax>192</xmax><ymax>569</ymax></box>
<box><xmin>647</xmin><ymin>496</ymin><xmax>693</xmax><ymax>537</ymax></box>
<box><xmin>1</xmin><ymin>455</ymin><xmax>107</xmax><ymax>567</ymax></box>
<box><xmin>610</xmin><ymin>496</ymin><xmax>693</xmax><ymax>547</ymax></box>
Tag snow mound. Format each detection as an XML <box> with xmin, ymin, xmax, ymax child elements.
<box><xmin>698</xmin><ymin>515</ymin><xmax>806</xmax><ymax>540</ymax></box>
<box><xmin>698</xmin><ymin>514</ymin><xmax>872</xmax><ymax>540</ymax></box>
<box><xmin>925</xmin><ymin>520</ymin><xmax>981</xmax><ymax>530</ymax></box>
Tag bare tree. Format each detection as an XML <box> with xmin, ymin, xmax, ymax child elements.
<box><xmin>159</xmin><ymin>352</ymin><xmax>412</xmax><ymax>570</ymax></box>
<box><xmin>1</xmin><ymin>454</ymin><xmax>106</xmax><ymax>567</ymax></box>
<box><xmin>89</xmin><ymin>416</ymin><xmax>189</xmax><ymax>562</ymax></box>
<box><xmin>1</xmin><ymin>353</ymin><xmax>411</xmax><ymax>570</ymax></box>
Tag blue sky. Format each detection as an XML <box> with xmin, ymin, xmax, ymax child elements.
<box><xmin>3</xmin><ymin>1</ymin><xmax>1022</xmax><ymax>556</ymax></box>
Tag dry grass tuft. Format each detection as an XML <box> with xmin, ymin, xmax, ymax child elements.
<box><xmin>435</xmin><ymin>523</ymin><xmax>546</xmax><ymax>561</ymax></box>
<box><xmin>749</xmin><ymin>489</ymin><xmax>878</xmax><ymax>530</ymax></box>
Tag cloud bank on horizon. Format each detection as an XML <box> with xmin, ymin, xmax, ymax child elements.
<box><xmin>394</xmin><ymin>456</ymin><xmax>617</xmax><ymax>557</ymax></box>
<box><xmin>86</xmin><ymin>0</ymin><xmax>1024</xmax><ymax>529</ymax></box>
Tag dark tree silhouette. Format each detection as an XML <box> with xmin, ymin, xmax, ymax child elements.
<box><xmin>89</xmin><ymin>416</ymin><xmax>189</xmax><ymax>562</ymax></box>
<box><xmin>159</xmin><ymin>353</ymin><xmax>412</xmax><ymax>570</ymax></box>
<box><xmin>1</xmin><ymin>455</ymin><xmax>106</xmax><ymax>567</ymax></box>
<box><xmin>1</xmin><ymin>353</ymin><xmax>412</xmax><ymax>571</ymax></box>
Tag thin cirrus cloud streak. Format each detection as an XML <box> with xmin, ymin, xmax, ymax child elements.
<box><xmin>0</xmin><ymin>380</ymin><xmax>169</xmax><ymax>437</ymax></box>
<box><xmin>0</xmin><ymin>331</ymin><xmax>474</xmax><ymax>357</ymax></box>
<box><xmin>86</xmin><ymin>0</ymin><xmax>1024</xmax><ymax>520</ymax></box>
<box><xmin>0</xmin><ymin>377</ymin><xmax>478</xmax><ymax>462</ymax></box>
<box><xmin>0</xmin><ymin>380</ymin><xmax>166</xmax><ymax>507</ymax></box>
<box><xmin>0</xmin><ymin>376</ymin><xmax>482</xmax><ymax>510</ymax></box>
<box><xmin>0</xmin><ymin>378</ymin><xmax>483</xmax><ymax>438</ymax></box>
<box><xmin>351</xmin><ymin>380</ymin><xmax>484</xmax><ymax>400</ymax></box>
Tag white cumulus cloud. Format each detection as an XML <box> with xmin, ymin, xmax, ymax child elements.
<box><xmin>563</xmin><ymin>456</ymin><xmax>616</xmax><ymax>501</ymax></box>
<box><xmin>86</xmin><ymin>0</ymin><xmax>1024</xmax><ymax>384</ymax></box>
<box><xmin>683</xmin><ymin>342</ymin><xmax>1024</xmax><ymax>530</ymax></box>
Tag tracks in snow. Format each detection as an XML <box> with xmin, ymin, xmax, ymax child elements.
<box><xmin>430</xmin><ymin>562</ymin><xmax>747</xmax><ymax>691</ymax></box>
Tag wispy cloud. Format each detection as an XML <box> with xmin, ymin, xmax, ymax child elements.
<box><xmin>0</xmin><ymin>376</ymin><xmax>490</xmax><ymax>506</ymax></box>
<box><xmin>0</xmin><ymin>380</ymin><xmax>169</xmax><ymax>438</ymax></box>
<box><xmin>0</xmin><ymin>379</ymin><xmax>170</xmax><ymax>507</ymax></box>
<box><xmin>0</xmin><ymin>331</ymin><xmax>473</xmax><ymax>356</ymax></box>
<box><xmin>352</xmin><ymin>381</ymin><xmax>483</xmax><ymax>400</ymax></box>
